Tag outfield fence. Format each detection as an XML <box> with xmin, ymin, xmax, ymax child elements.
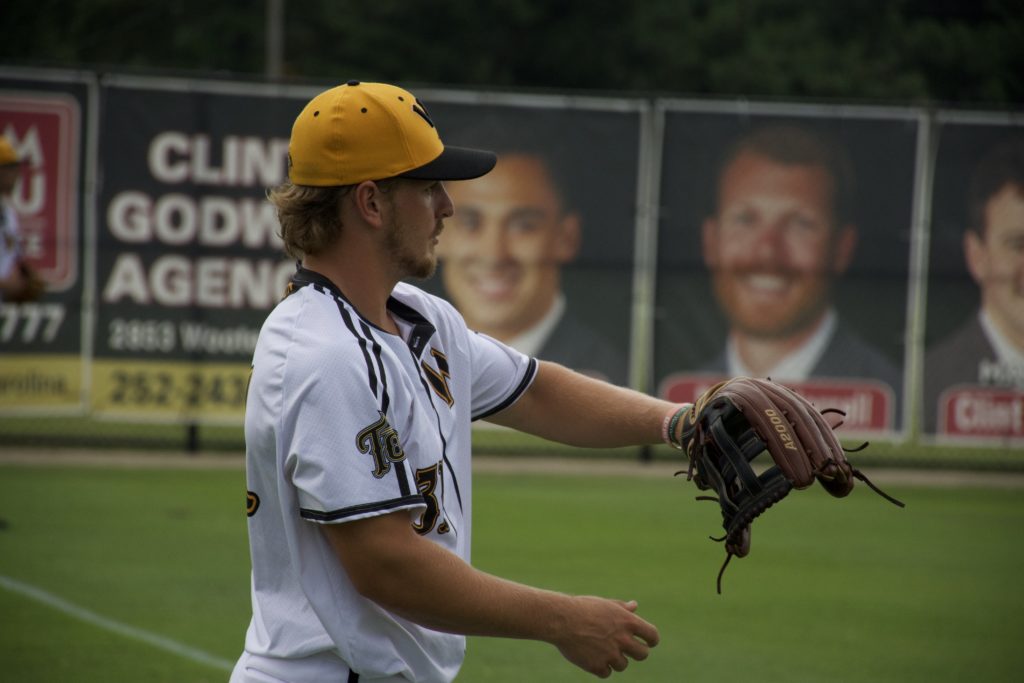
<box><xmin>0</xmin><ymin>67</ymin><xmax>1022</xmax><ymax>458</ymax></box>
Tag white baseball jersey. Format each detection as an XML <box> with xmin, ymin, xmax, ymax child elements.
<box><xmin>236</xmin><ymin>266</ymin><xmax>537</xmax><ymax>683</ymax></box>
<box><xmin>0</xmin><ymin>203</ymin><xmax>23</xmax><ymax>302</ymax></box>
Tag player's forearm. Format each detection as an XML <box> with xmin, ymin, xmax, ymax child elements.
<box><xmin>324</xmin><ymin>507</ymin><xmax>659</xmax><ymax>677</ymax></box>
<box><xmin>347</xmin><ymin>524</ymin><xmax>657</xmax><ymax>677</ymax></box>
<box><xmin>488</xmin><ymin>360</ymin><xmax>676</xmax><ymax>447</ymax></box>
<box><xmin>324</xmin><ymin>514</ymin><xmax>572</xmax><ymax>641</ymax></box>
<box><xmin>379</xmin><ymin>549</ymin><xmax>574</xmax><ymax>641</ymax></box>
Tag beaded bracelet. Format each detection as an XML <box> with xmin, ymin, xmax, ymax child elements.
<box><xmin>661</xmin><ymin>403</ymin><xmax>691</xmax><ymax>450</ymax></box>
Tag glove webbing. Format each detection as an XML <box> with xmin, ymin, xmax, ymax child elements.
<box><xmin>713</xmin><ymin>471</ymin><xmax>792</xmax><ymax>593</ymax></box>
<box><xmin>678</xmin><ymin>380</ymin><xmax>907</xmax><ymax>596</ymax></box>
<box><xmin>721</xmin><ymin>468</ymin><xmax>792</xmax><ymax>541</ymax></box>
<box><xmin>688</xmin><ymin>415</ymin><xmax>762</xmax><ymax>496</ymax></box>
<box><xmin>709</xmin><ymin>412</ymin><xmax>767</xmax><ymax>497</ymax></box>
<box><xmin>698</xmin><ymin>416</ymin><xmax>795</xmax><ymax>593</ymax></box>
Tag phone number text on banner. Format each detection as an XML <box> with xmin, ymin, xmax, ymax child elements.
<box><xmin>91</xmin><ymin>359</ymin><xmax>250</xmax><ymax>421</ymax></box>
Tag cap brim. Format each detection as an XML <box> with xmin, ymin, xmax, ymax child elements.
<box><xmin>400</xmin><ymin>145</ymin><xmax>497</xmax><ymax>181</ymax></box>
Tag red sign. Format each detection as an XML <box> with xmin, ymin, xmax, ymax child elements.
<box><xmin>939</xmin><ymin>386</ymin><xmax>1024</xmax><ymax>439</ymax></box>
<box><xmin>659</xmin><ymin>373</ymin><xmax>896</xmax><ymax>433</ymax></box>
<box><xmin>0</xmin><ymin>93</ymin><xmax>81</xmax><ymax>290</ymax></box>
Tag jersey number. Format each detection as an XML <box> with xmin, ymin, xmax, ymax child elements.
<box><xmin>412</xmin><ymin>462</ymin><xmax>450</xmax><ymax>535</ymax></box>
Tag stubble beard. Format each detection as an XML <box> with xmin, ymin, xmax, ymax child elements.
<box><xmin>386</xmin><ymin>217</ymin><xmax>440</xmax><ymax>281</ymax></box>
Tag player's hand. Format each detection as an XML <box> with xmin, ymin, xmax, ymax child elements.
<box><xmin>552</xmin><ymin>597</ymin><xmax>659</xmax><ymax>678</ymax></box>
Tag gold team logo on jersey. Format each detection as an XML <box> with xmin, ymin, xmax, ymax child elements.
<box><xmin>356</xmin><ymin>410</ymin><xmax>407</xmax><ymax>478</ymax></box>
<box><xmin>421</xmin><ymin>348</ymin><xmax>454</xmax><ymax>407</ymax></box>
<box><xmin>246</xmin><ymin>491</ymin><xmax>260</xmax><ymax>517</ymax></box>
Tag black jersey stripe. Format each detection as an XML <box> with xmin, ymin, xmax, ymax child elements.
<box><xmin>300</xmin><ymin>494</ymin><xmax>426</xmax><ymax>522</ymax></box>
<box><xmin>337</xmin><ymin>302</ymin><xmax>379</xmax><ymax>399</ymax></box>
<box><xmin>473</xmin><ymin>357</ymin><xmax>539</xmax><ymax>421</ymax></box>
<box><xmin>358</xmin><ymin>318</ymin><xmax>406</xmax><ymax>494</ymax></box>
<box><xmin>359</xmin><ymin>319</ymin><xmax>413</xmax><ymax>498</ymax></box>
<box><xmin>387</xmin><ymin>296</ymin><xmax>437</xmax><ymax>358</ymax></box>
<box><xmin>425</xmin><ymin>370</ymin><xmax>463</xmax><ymax>513</ymax></box>
<box><xmin>441</xmin><ymin>452</ymin><xmax>462</xmax><ymax>514</ymax></box>
<box><xmin>359</xmin><ymin>319</ymin><xmax>390</xmax><ymax>415</ymax></box>
<box><xmin>336</xmin><ymin>301</ymin><xmax>411</xmax><ymax>498</ymax></box>
<box><xmin>290</xmin><ymin>269</ymin><xmax>382</xmax><ymax>405</ymax></box>
<box><xmin>406</xmin><ymin>345</ymin><xmax>464</xmax><ymax>520</ymax></box>
<box><xmin>394</xmin><ymin>462</ymin><xmax>411</xmax><ymax>498</ymax></box>
<box><xmin>292</xmin><ymin>265</ymin><xmax>435</xmax><ymax>348</ymax></box>
<box><xmin>290</xmin><ymin>267</ymin><xmax>414</xmax><ymax>500</ymax></box>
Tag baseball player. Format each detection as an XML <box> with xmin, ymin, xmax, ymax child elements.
<box><xmin>232</xmin><ymin>81</ymin><xmax>684</xmax><ymax>683</ymax></box>
<box><xmin>0</xmin><ymin>136</ymin><xmax>30</xmax><ymax>302</ymax></box>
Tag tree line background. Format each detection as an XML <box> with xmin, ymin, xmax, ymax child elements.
<box><xmin>3</xmin><ymin>0</ymin><xmax>1021</xmax><ymax>106</ymax></box>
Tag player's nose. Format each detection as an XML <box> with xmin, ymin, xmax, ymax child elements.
<box><xmin>436</xmin><ymin>184</ymin><xmax>454</xmax><ymax>220</ymax></box>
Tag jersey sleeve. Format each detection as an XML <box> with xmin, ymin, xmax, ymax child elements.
<box><xmin>466</xmin><ymin>330</ymin><xmax>538</xmax><ymax>421</ymax></box>
<box><xmin>281</xmin><ymin>327</ymin><xmax>425</xmax><ymax>524</ymax></box>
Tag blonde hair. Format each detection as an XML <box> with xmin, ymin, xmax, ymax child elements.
<box><xmin>268</xmin><ymin>182</ymin><xmax>353</xmax><ymax>259</ymax></box>
<box><xmin>268</xmin><ymin>178</ymin><xmax>404</xmax><ymax>259</ymax></box>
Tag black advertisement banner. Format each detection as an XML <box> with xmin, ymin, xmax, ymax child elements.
<box><xmin>0</xmin><ymin>68</ymin><xmax>1018</xmax><ymax>448</ymax></box>
<box><xmin>653</xmin><ymin>104</ymin><xmax>919</xmax><ymax>437</ymax></box>
<box><xmin>924</xmin><ymin>117</ymin><xmax>1024</xmax><ymax>442</ymax></box>
<box><xmin>91</xmin><ymin>82</ymin><xmax>309</xmax><ymax>420</ymax></box>
<box><xmin>423</xmin><ymin>98</ymin><xmax>643</xmax><ymax>386</ymax></box>
<box><xmin>0</xmin><ymin>75</ymin><xmax>90</xmax><ymax>413</ymax></box>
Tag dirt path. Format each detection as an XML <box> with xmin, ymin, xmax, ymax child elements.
<box><xmin>2</xmin><ymin>447</ymin><xmax>1024</xmax><ymax>489</ymax></box>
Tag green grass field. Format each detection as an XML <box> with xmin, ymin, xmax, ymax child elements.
<box><xmin>0</xmin><ymin>461</ymin><xmax>1022</xmax><ymax>682</ymax></box>
<box><xmin>2</xmin><ymin>414</ymin><xmax>1022</xmax><ymax>471</ymax></box>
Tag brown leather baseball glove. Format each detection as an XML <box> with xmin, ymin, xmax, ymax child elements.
<box><xmin>675</xmin><ymin>377</ymin><xmax>904</xmax><ymax>593</ymax></box>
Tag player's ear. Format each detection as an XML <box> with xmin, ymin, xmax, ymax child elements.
<box><xmin>832</xmin><ymin>223</ymin><xmax>857</xmax><ymax>274</ymax></box>
<box><xmin>702</xmin><ymin>217</ymin><xmax>719</xmax><ymax>267</ymax></box>
<box><xmin>964</xmin><ymin>228</ymin><xmax>988</xmax><ymax>284</ymax></box>
<box><xmin>351</xmin><ymin>180</ymin><xmax>389</xmax><ymax>228</ymax></box>
<box><xmin>554</xmin><ymin>211</ymin><xmax>581</xmax><ymax>262</ymax></box>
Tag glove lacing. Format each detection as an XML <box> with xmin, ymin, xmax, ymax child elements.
<box><xmin>677</xmin><ymin>406</ymin><xmax>905</xmax><ymax>595</ymax></box>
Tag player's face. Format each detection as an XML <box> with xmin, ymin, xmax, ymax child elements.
<box><xmin>438</xmin><ymin>154</ymin><xmax>579</xmax><ymax>339</ymax></box>
<box><xmin>703</xmin><ymin>151</ymin><xmax>855</xmax><ymax>340</ymax></box>
<box><xmin>966</xmin><ymin>183</ymin><xmax>1024</xmax><ymax>347</ymax></box>
<box><xmin>384</xmin><ymin>179</ymin><xmax>453</xmax><ymax>280</ymax></box>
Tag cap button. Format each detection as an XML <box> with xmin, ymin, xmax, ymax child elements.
<box><xmin>346</xmin><ymin>80</ymin><xmax>360</xmax><ymax>86</ymax></box>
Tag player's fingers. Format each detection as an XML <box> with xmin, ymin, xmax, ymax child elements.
<box><xmin>610</xmin><ymin>656</ymin><xmax>629</xmax><ymax>672</ymax></box>
<box><xmin>622</xmin><ymin>636</ymin><xmax>651</xmax><ymax>661</ymax></box>
<box><xmin>631</xmin><ymin>617</ymin><xmax>660</xmax><ymax>647</ymax></box>
<box><xmin>613</xmin><ymin>599</ymin><xmax>638</xmax><ymax>612</ymax></box>
<box><xmin>616</xmin><ymin>600</ymin><xmax>660</xmax><ymax>646</ymax></box>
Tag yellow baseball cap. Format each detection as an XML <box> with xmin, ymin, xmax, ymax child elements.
<box><xmin>288</xmin><ymin>81</ymin><xmax>496</xmax><ymax>186</ymax></box>
<box><xmin>0</xmin><ymin>136</ymin><xmax>19</xmax><ymax>166</ymax></box>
